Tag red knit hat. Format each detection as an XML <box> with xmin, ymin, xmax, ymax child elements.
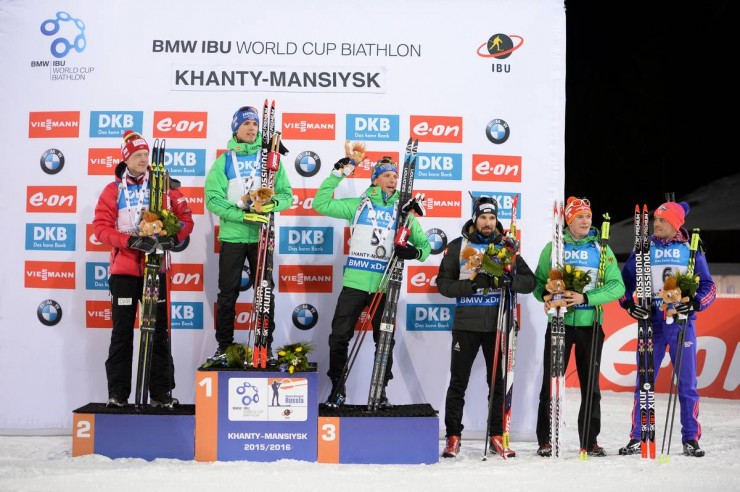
<box><xmin>654</xmin><ymin>201</ymin><xmax>690</xmax><ymax>230</ymax></box>
<box><xmin>121</xmin><ymin>130</ymin><xmax>149</xmax><ymax>161</ymax></box>
<box><xmin>564</xmin><ymin>196</ymin><xmax>591</xmax><ymax>225</ymax></box>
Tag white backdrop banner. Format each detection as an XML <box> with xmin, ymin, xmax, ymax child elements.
<box><xmin>0</xmin><ymin>0</ymin><xmax>565</xmax><ymax>437</ymax></box>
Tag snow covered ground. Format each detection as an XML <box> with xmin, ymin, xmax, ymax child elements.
<box><xmin>1</xmin><ymin>389</ymin><xmax>737</xmax><ymax>492</ymax></box>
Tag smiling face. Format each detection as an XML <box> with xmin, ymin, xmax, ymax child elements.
<box><xmin>568</xmin><ymin>212</ymin><xmax>592</xmax><ymax>240</ymax></box>
<box><xmin>373</xmin><ymin>170</ymin><xmax>398</xmax><ymax>195</ymax></box>
<box><xmin>125</xmin><ymin>149</ymin><xmax>149</xmax><ymax>177</ymax></box>
<box><xmin>235</xmin><ymin>119</ymin><xmax>259</xmax><ymax>144</ymax></box>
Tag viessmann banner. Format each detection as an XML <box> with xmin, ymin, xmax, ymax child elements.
<box><xmin>0</xmin><ymin>0</ymin><xmax>573</xmax><ymax>432</ymax></box>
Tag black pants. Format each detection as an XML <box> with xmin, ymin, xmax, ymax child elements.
<box><xmin>444</xmin><ymin>330</ymin><xmax>506</xmax><ymax>437</ymax></box>
<box><xmin>215</xmin><ymin>241</ymin><xmax>275</xmax><ymax>349</ymax></box>
<box><xmin>536</xmin><ymin>322</ymin><xmax>604</xmax><ymax>447</ymax></box>
<box><xmin>327</xmin><ymin>286</ymin><xmax>392</xmax><ymax>384</ymax></box>
<box><xmin>106</xmin><ymin>274</ymin><xmax>174</xmax><ymax>399</ymax></box>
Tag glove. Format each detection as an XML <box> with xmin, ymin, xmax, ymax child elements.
<box><xmin>675</xmin><ymin>299</ymin><xmax>701</xmax><ymax>314</ymax></box>
<box><xmin>625</xmin><ymin>300</ymin><xmax>650</xmax><ymax>320</ymax></box>
<box><xmin>332</xmin><ymin>157</ymin><xmax>353</xmax><ymax>177</ymax></box>
<box><xmin>157</xmin><ymin>236</ymin><xmax>178</xmax><ymax>251</ymax></box>
<box><xmin>243</xmin><ymin>212</ymin><xmax>269</xmax><ymax>225</ymax></box>
<box><xmin>471</xmin><ymin>274</ymin><xmax>492</xmax><ymax>291</ymax></box>
<box><xmin>127</xmin><ymin>235</ymin><xmax>157</xmax><ymax>253</ymax></box>
<box><xmin>394</xmin><ymin>243</ymin><xmax>419</xmax><ymax>260</ymax></box>
<box><xmin>496</xmin><ymin>273</ymin><xmax>513</xmax><ymax>288</ymax></box>
<box><xmin>249</xmin><ymin>200</ymin><xmax>275</xmax><ymax>213</ymax></box>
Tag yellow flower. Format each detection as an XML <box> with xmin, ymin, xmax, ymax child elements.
<box><xmin>296</xmin><ymin>347</ymin><xmax>303</xmax><ymax>353</ymax></box>
<box><xmin>288</xmin><ymin>366</ymin><xmax>295</xmax><ymax>374</ymax></box>
<box><xmin>565</xmin><ymin>265</ymin><xmax>572</xmax><ymax>273</ymax></box>
<box><xmin>278</xmin><ymin>350</ymin><xmax>286</xmax><ymax>357</ymax></box>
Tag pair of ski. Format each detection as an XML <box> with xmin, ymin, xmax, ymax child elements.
<box><xmin>326</xmin><ymin>138</ymin><xmax>423</xmax><ymax>412</ymax></box>
<box><xmin>134</xmin><ymin>139</ymin><xmax>169</xmax><ymax>410</ymax></box>
<box><xmin>248</xmin><ymin>99</ymin><xmax>282</xmax><ymax>369</ymax></box>
<box><xmin>548</xmin><ymin>201</ymin><xmax>566</xmax><ymax>457</ymax></box>
<box><xmin>482</xmin><ymin>194</ymin><xmax>519</xmax><ymax>461</ymax></box>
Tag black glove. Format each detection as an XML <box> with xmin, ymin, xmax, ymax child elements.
<box><xmin>157</xmin><ymin>236</ymin><xmax>178</xmax><ymax>251</ymax></box>
<box><xmin>127</xmin><ymin>235</ymin><xmax>157</xmax><ymax>253</ymax></box>
<box><xmin>625</xmin><ymin>300</ymin><xmax>650</xmax><ymax>320</ymax></box>
<box><xmin>471</xmin><ymin>274</ymin><xmax>492</xmax><ymax>291</ymax></box>
<box><xmin>333</xmin><ymin>157</ymin><xmax>351</xmax><ymax>170</ymax></box>
<box><xmin>496</xmin><ymin>273</ymin><xmax>513</xmax><ymax>288</ymax></box>
<box><xmin>675</xmin><ymin>299</ymin><xmax>701</xmax><ymax>314</ymax></box>
<box><xmin>394</xmin><ymin>243</ymin><xmax>419</xmax><ymax>260</ymax></box>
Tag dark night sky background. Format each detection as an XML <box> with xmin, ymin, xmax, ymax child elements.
<box><xmin>564</xmin><ymin>1</ymin><xmax>735</xmax><ymax>263</ymax></box>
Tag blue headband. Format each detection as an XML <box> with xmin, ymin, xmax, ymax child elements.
<box><xmin>231</xmin><ymin>106</ymin><xmax>260</xmax><ymax>134</ymax></box>
<box><xmin>371</xmin><ymin>162</ymin><xmax>398</xmax><ymax>182</ymax></box>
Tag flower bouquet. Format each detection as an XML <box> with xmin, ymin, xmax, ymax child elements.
<box><xmin>275</xmin><ymin>342</ymin><xmax>316</xmax><ymax>374</ymax></box>
<box><xmin>561</xmin><ymin>264</ymin><xmax>592</xmax><ymax>293</ymax></box>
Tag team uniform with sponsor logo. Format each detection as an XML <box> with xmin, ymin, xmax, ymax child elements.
<box><xmin>93</xmin><ymin>133</ymin><xmax>193</xmax><ymax>408</ymax></box>
<box><xmin>312</xmin><ymin>160</ymin><xmax>430</xmax><ymax>406</ymax></box>
<box><xmin>204</xmin><ymin>107</ymin><xmax>293</xmax><ymax>357</ymax></box>
<box><xmin>436</xmin><ymin>197</ymin><xmax>535</xmax><ymax>457</ymax></box>
<box><xmin>619</xmin><ymin>201</ymin><xmax>716</xmax><ymax>456</ymax></box>
<box><xmin>532</xmin><ymin>199</ymin><xmax>624</xmax><ymax>457</ymax></box>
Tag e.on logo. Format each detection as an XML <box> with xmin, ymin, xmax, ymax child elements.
<box><xmin>28</xmin><ymin>111</ymin><xmax>80</xmax><ymax>138</ymax></box>
<box><xmin>472</xmin><ymin>154</ymin><xmax>522</xmax><ymax>182</ymax></box>
<box><xmin>169</xmin><ymin>264</ymin><xmax>204</xmax><ymax>291</ymax></box>
<box><xmin>179</xmin><ymin>186</ymin><xmax>205</xmax><ymax>214</ymax></box>
<box><xmin>27</xmin><ymin>186</ymin><xmax>77</xmax><ymax>213</ymax></box>
<box><xmin>282</xmin><ymin>113</ymin><xmax>336</xmax><ymax>140</ymax></box>
<box><xmin>86</xmin><ymin>300</ymin><xmax>113</xmax><ymax>329</ymax></box>
<box><xmin>281</xmin><ymin>188</ymin><xmax>320</xmax><ymax>216</ymax></box>
<box><xmin>25</xmin><ymin>261</ymin><xmax>75</xmax><ymax>289</ymax></box>
<box><xmin>417</xmin><ymin>190</ymin><xmax>462</xmax><ymax>218</ymax></box>
<box><xmin>86</xmin><ymin>224</ymin><xmax>110</xmax><ymax>252</ymax></box>
<box><xmin>278</xmin><ymin>265</ymin><xmax>333</xmax><ymax>293</ymax></box>
<box><xmin>88</xmin><ymin>148</ymin><xmax>121</xmax><ymax>175</ymax></box>
<box><xmin>410</xmin><ymin>115</ymin><xmax>463</xmax><ymax>143</ymax></box>
<box><xmin>153</xmin><ymin>111</ymin><xmax>208</xmax><ymax>138</ymax></box>
<box><xmin>407</xmin><ymin>266</ymin><xmax>439</xmax><ymax>293</ymax></box>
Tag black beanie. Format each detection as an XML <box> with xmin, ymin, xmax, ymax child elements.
<box><xmin>472</xmin><ymin>196</ymin><xmax>499</xmax><ymax>223</ymax></box>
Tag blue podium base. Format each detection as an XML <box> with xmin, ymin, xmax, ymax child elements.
<box><xmin>72</xmin><ymin>403</ymin><xmax>195</xmax><ymax>460</ymax></box>
<box><xmin>317</xmin><ymin>403</ymin><xmax>439</xmax><ymax>464</ymax></box>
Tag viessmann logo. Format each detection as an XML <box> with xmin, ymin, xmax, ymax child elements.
<box><xmin>179</xmin><ymin>187</ymin><xmax>205</xmax><ymax>215</ymax></box>
<box><xmin>26</xmin><ymin>186</ymin><xmax>77</xmax><ymax>213</ymax></box>
<box><xmin>472</xmin><ymin>154</ymin><xmax>522</xmax><ymax>182</ymax></box>
<box><xmin>88</xmin><ymin>148</ymin><xmax>121</xmax><ymax>175</ymax></box>
<box><xmin>28</xmin><ymin>111</ymin><xmax>80</xmax><ymax>138</ymax></box>
<box><xmin>410</xmin><ymin>115</ymin><xmax>463</xmax><ymax>143</ymax></box>
<box><xmin>86</xmin><ymin>300</ymin><xmax>112</xmax><ymax>329</ymax></box>
<box><xmin>282</xmin><ymin>113</ymin><xmax>335</xmax><ymax>140</ymax></box>
<box><xmin>278</xmin><ymin>265</ymin><xmax>333</xmax><ymax>293</ymax></box>
<box><xmin>25</xmin><ymin>261</ymin><xmax>75</xmax><ymax>289</ymax></box>
<box><xmin>347</xmin><ymin>151</ymin><xmax>399</xmax><ymax>180</ymax></box>
<box><xmin>407</xmin><ymin>266</ymin><xmax>439</xmax><ymax>293</ymax></box>
<box><xmin>169</xmin><ymin>264</ymin><xmax>204</xmax><ymax>292</ymax></box>
<box><xmin>417</xmin><ymin>190</ymin><xmax>462</xmax><ymax>218</ymax></box>
<box><xmin>153</xmin><ymin>111</ymin><xmax>208</xmax><ymax>138</ymax></box>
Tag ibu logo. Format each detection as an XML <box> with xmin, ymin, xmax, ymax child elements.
<box><xmin>407</xmin><ymin>303</ymin><xmax>455</xmax><ymax>331</ymax></box>
<box><xmin>171</xmin><ymin>302</ymin><xmax>204</xmax><ymax>329</ymax></box>
<box><xmin>164</xmin><ymin>148</ymin><xmax>206</xmax><ymax>176</ymax></box>
<box><xmin>279</xmin><ymin>226</ymin><xmax>333</xmax><ymax>255</ymax></box>
<box><xmin>416</xmin><ymin>153</ymin><xmax>462</xmax><ymax>180</ymax></box>
<box><xmin>89</xmin><ymin>111</ymin><xmax>143</xmax><ymax>137</ymax></box>
<box><xmin>346</xmin><ymin>114</ymin><xmax>399</xmax><ymax>141</ymax></box>
<box><xmin>85</xmin><ymin>262</ymin><xmax>109</xmax><ymax>290</ymax></box>
<box><xmin>26</xmin><ymin>223</ymin><xmax>75</xmax><ymax>251</ymax></box>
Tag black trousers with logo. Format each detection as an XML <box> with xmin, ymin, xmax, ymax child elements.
<box><xmin>106</xmin><ymin>274</ymin><xmax>174</xmax><ymax>400</ymax></box>
<box><xmin>215</xmin><ymin>241</ymin><xmax>275</xmax><ymax>350</ymax></box>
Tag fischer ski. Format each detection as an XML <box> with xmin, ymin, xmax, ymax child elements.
<box><xmin>500</xmin><ymin>194</ymin><xmax>519</xmax><ymax>458</ymax></box>
<box><xmin>635</xmin><ymin>204</ymin><xmax>656</xmax><ymax>459</ymax></box>
<box><xmin>366</xmin><ymin>138</ymin><xmax>423</xmax><ymax>412</ymax></box>
<box><xmin>250</xmin><ymin>100</ymin><xmax>282</xmax><ymax>369</ymax></box>
<box><xmin>549</xmin><ymin>200</ymin><xmax>566</xmax><ymax>458</ymax></box>
<box><xmin>134</xmin><ymin>139</ymin><xmax>167</xmax><ymax>410</ymax></box>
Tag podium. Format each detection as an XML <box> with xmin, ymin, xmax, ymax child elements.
<box><xmin>195</xmin><ymin>367</ymin><xmax>319</xmax><ymax>462</ymax></box>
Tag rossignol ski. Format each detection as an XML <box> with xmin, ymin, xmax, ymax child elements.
<box><xmin>635</xmin><ymin>204</ymin><xmax>656</xmax><ymax>459</ymax></box>
<box><xmin>660</xmin><ymin>228</ymin><xmax>700</xmax><ymax>462</ymax></box>
<box><xmin>579</xmin><ymin>213</ymin><xmax>610</xmax><ymax>460</ymax></box>
<box><xmin>500</xmin><ymin>194</ymin><xmax>519</xmax><ymax>458</ymax></box>
<box><xmin>250</xmin><ymin>100</ymin><xmax>282</xmax><ymax>369</ymax></box>
<box><xmin>549</xmin><ymin>200</ymin><xmax>566</xmax><ymax>457</ymax></box>
<box><xmin>134</xmin><ymin>139</ymin><xmax>167</xmax><ymax>410</ymax></box>
<box><xmin>366</xmin><ymin>138</ymin><xmax>423</xmax><ymax>412</ymax></box>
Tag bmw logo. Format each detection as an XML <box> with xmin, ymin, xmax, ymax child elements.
<box><xmin>295</xmin><ymin>151</ymin><xmax>321</xmax><ymax>177</ymax></box>
<box><xmin>486</xmin><ymin>119</ymin><xmax>510</xmax><ymax>144</ymax></box>
<box><xmin>426</xmin><ymin>228</ymin><xmax>448</xmax><ymax>255</ymax></box>
<box><xmin>37</xmin><ymin>299</ymin><xmax>62</xmax><ymax>326</ymax></box>
<box><xmin>40</xmin><ymin>148</ymin><xmax>65</xmax><ymax>175</ymax></box>
<box><xmin>240</xmin><ymin>266</ymin><xmax>253</xmax><ymax>292</ymax></box>
<box><xmin>292</xmin><ymin>303</ymin><xmax>318</xmax><ymax>330</ymax></box>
